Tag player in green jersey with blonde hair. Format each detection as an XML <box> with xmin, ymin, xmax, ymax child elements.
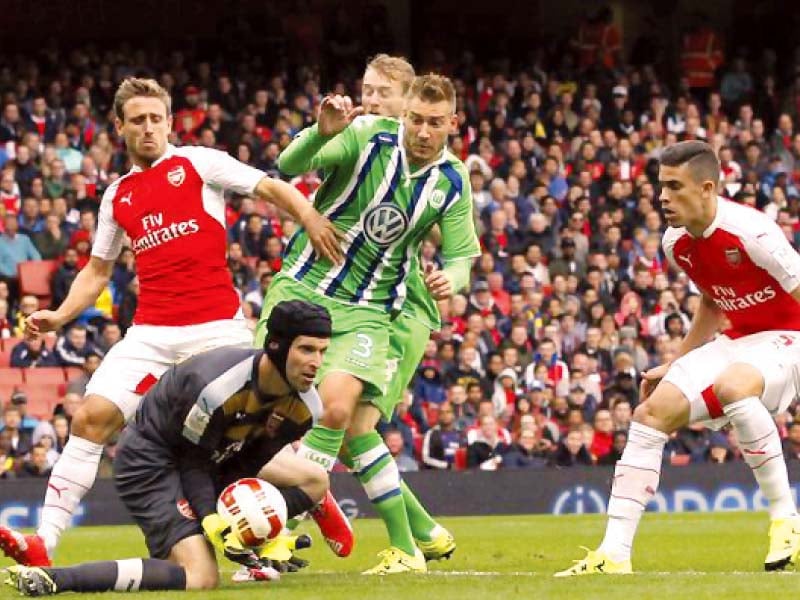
<box><xmin>256</xmin><ymin>65</ymin><xmax>479</xmax><ymax>574</ymax></box>
<box><xmin>357</xmin><ymin>54</ymin><xmax>460</xmax><ymax>567</ymax></box>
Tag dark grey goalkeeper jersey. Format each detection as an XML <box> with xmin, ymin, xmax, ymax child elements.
<box><xmin>116</xmin><ymin>346</ymin><xmax>325</xmax><ymax>539</ymax></box>
<box><xmin>132</xmin><ymin>346</ymin><xmax>323</xmax><ymax>470</ymax></box>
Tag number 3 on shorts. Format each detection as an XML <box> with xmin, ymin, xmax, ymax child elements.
<box><xmin>352</xmin><ymin>333</ymin><xmax>374</xmax><ymax>358</ymax></box>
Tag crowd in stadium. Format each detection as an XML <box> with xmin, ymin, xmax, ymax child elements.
<box><xmin>3</xmin><ymin>8</ymin><xmax>800</xmax><ymax>477</ymax></box>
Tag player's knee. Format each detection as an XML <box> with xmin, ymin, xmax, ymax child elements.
<box><xmin>184</xmin><ymin>568</ymin><xmax>218</xmax><ymax>590</ymax></box>
<box><xmin>70</xmin><ymin>395</ymin><xmax>124</xmax><ymax>443</ymax></box>
<box><xmin>713</xmin><ymin>364</ymin><xmax>764</xmax><ymax>405</ymax></box>
<box><xmin>321</xmin><ymin>402</ymin><xmax>353</xmax><ymax>429</ymax></box>
<box><xmin>319</xmin><ymin>374</ymin><xmax>362</xmax><ymax>429</ymax></box>
<box><xmin>347</xmin><ymin>404</ymin><xmax>381</xmax><ymax>438</ymax></box>
<box><xmin>346</xmin><ymin>419</ymin><xmax>371</xmax><ymax>437</ymax></box>
<box><xmin>632</xmin><ymin>401</ymin><xmax>655</xmax><ymax>425</ymax></box>
<box><xmin>632</xmin><ymin>383</ymin><xmax>688</xmax><ymax>433</ymax></box>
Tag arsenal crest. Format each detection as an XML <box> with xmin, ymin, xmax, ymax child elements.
<box><xmin>724</xmin><ymin>247</ymin><xmax>741</xmax><ymax>266</ymax></box>
<box><xmin>265</xmin><ymin>412</ymin><xmax>285</xmax><ymax>438</ymax></box>
<box><xmin>176</xmin><ymin>498</ymin><xmax>197</xmax><ymax>520</ymax></box>
<box><xmin>167</xmin><ymin>165</ymin><xmax>186</xmax><ymax>187</ymax></box>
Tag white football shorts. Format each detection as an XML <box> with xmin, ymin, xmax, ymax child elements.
<box><xmin>85</xmin><ymin>312</ymin><xmax>253</xmax><ymax>420</ymax></box>
<box><xmin>662</xmin><ymin>330</ymin><xmax>800</xmax><ymax>429</ymax></box>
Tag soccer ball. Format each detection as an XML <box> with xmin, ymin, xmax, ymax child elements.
<box><xmin>217</xmin><ymin>478</ymin><xmax>287</xmax><ymax>548</ymax></box>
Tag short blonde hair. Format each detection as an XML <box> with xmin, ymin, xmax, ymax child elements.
<box><xmin>113</xmin><ymin>77</ymin><xmax>171</xmax><ymax>121</ymax></box>
<box><xmin>407</xmin><ymin>73</ymin><xmax>456</xmax><ymax>112</ymax></box>
<box><xmin>366</xmin><ymin>54</ymin><xmax>415</xmax><ymax>94</ymax></box>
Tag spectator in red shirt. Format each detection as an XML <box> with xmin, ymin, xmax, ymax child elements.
<box><xmin>590</xmin><ymin>409</ymin><xmax>614</xmax><ymax>460</ymax></box>
<box><xmin>486</xmin><ymin>271</ymin><xmax>510</xmax><ymax>316</ymax></box>
<box><xmin>174</xmin><ymin>86</ymin><xmax>206</xmax><ymax>139</ymax></box>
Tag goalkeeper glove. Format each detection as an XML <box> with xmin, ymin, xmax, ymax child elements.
<box><xmin>201</xmin><ymin>513</ymin><xmax>260</xmax><ymax>567</ymax></box>
<box><xmin>258</xmin><ymin>534</ymin><xmax>312</xmax><ymax>572</ymax></box>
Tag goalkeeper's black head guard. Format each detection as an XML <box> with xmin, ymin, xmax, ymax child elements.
<box><xmin>264</xmin><ymin>300</ymin><xmax>332</xmax><ymax>384</ymax></box>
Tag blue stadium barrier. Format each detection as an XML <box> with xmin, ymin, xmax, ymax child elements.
<box><xmin>1</xmin><ymin>462</ymin><xmax>795</xmax><ymax>528</ymax></box>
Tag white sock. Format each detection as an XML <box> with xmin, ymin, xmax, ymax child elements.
<box><xmin>598</xmin><ymin>421</ymin><xmax>667</xmax><ymax>563</ymax></box>
<box><xmin>296</xmin><ymin>442</ymin><xmax>337</xmax><ymax>472</ymax></box>
<box><xmin>352</xmin><ymin>443</ymin><xmax>401</xmax><ymax>502</ymax></box>
<box><xmin>37</xmin><ymin>436</ymin><xmax>104</xmax><ymax>555</ymax></box>
<box><xmin>724</xmin><ymin>397</ymin><xmax>797</xmax><ymax>520</ymax></box>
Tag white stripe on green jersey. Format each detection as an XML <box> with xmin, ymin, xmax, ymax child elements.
<box><xmin>316</xmin><ymin>146</ymin><xmax>401</xmax><ymax>293</ymax></box>
<box><xmin>362</xmin><ymin>168</ymin><xmax>441</xmax><ymax>308</ymax></box>
<box><xmin>280</xmin><ymin>116</ymin><xmax>480</xmax><ymax>326</ymax></box>
<box><xmin>285</xmin><ymin>137</ymin><xmax>382</xmax><ymax>280</ymax></box>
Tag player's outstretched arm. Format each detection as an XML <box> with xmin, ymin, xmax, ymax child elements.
<box><xmin>25</xmin><ymin>256</ymin><xmax>113</xmax><ymax>338</ymax></box>
<box><xmin>277</xmin><ymin>95</ymin><xmax>362</xmax><ymax>176</ymax></box>
<box><xmin>255</xmin><ymin>177</ymin><xmax>344</xmax><ymax>265</ymax></box>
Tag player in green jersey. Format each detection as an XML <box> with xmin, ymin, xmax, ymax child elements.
<box><xmin>296</xmin><ymin>55</ymin><xmax>457</xmax><ymax>568</ymax></box>
<box><xmin>356</xmin><ymin>55</ymin><xmax>458</xmax><ymax>566</ymax></box>
<box><xmin>256</xmin><ymin>71</ymin><xmax>479</xmax><ymax>573</ymax></box>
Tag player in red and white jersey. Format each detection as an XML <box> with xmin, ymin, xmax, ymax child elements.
<box><xmin>662</xmin><ymin>196</ymin><xmax>800</xmax><ymax>338</ymax></box>
<box><xmin>558</xmin><ymin>141</ymin><xmax>800</xmax><ymax>576</ymax></box>
<box><xmin>0</xmin><ymin>78</ymin><xmax>347</xmax><ymax>568</ymax></box>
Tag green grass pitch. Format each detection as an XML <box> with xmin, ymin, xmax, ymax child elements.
<box><xmin>2</xmin><ymin>512</ymin><xmax>799</xmax><ymax>599</ymax></box>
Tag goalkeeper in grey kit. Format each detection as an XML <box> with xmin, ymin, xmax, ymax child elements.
<box><xmin>5</xmin><ymin>300</ymin><xmax>346</xmax><ymax>595</ymax></box>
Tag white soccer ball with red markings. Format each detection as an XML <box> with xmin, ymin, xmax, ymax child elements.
<box><xmin>217</xmin><ymin>478</ymin><xmax>287</xmax><ymax>548</ymax></box>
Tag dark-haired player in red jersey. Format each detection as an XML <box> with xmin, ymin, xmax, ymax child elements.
<box><xmin>0</xmin><ymin>77</ymin><xmax>349</xmax><ymax>568</ymax></box>
<box><xmin>559</xmin><ymin>140</ymin><xmax>800</xmax><ymax>576</ymax></box>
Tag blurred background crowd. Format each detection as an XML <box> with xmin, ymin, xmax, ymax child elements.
<box><xmin>3</xmin><ymin>0</ymin><xmax>800</xmax><ymax>476</ymax></box>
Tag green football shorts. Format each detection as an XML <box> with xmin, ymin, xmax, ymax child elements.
<box><xmin>255</xmin><ymin>274</ymin><xmax>390</xmax><ymax>401</ymax></box>
<box><xmin>378</xmin><ymin>312</ymin><xmax>431</xmax><ymax>419</ymax></box>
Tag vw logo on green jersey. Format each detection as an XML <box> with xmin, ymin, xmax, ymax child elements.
<box><xmin>363</xmin><ymin>205</ymin><xmax>408</xmax><ymax>247</ymax></box>
<box><xmin>429</xmin><ymin>189</ymin><xmax>446</xmax><ymax>209</ymax></box>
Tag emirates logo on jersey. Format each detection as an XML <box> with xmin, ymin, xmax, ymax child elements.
<box><xmin>167</xmin><ymin>165</ymin><xmax>186</xmax><ymax>187</ymax></box>
<box><xmin>132</xmin><ymin>216</ymin><xmax>201</xmax><ymax>254</ymax></box>
<box><xmin>710</xmin><ymin>284</ymin><xmax>777</xmax><ymax>312</ymax></box>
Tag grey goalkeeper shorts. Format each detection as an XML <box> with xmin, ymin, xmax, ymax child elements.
<box><xmin>114</xmin><ymin>428</ymin><xmax>204</xmax><ymax>559</ymax></box>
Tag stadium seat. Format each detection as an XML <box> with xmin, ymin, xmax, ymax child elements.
<box><xmin>63</xmin><ymin>367</ymin><xmax>83</xmax><ymax>382</ymax></box>
<box><xmin>18</xmin><ymin>260</ymin><xmax>58</xmax><ymax>308</ymax></box>
<box><xmin>24</xmin><ymin>367</ymin><xmax>67</xmax><ymax>385</ymax></box>
<box><xmin>0</xmin><ymin>383</ymin><xmax>19</xmax><ymax>404</ymax></box>
<box><xmin>669</xmin><ymin>454</ymin><xmax>691</xmax><ymax>467</ymax></box>
<box><xmin>1</xmin><ymin>336</ymin><xmax>24</xmax><ymax>352</ymax></box>
<box><xmin>454</xmin><ymin>447</ymin><xmax>468</xmax><ymax>471</ymax></box>
<box><xmin>0</xmin><ymin>367</ymin><xmax>24</xmax><ymax>384</ymax></box>
<box><xmin>413</xmin><ymin>434</ymin><xmax>423</xmax><ymax>461</ymax></box>
<box><xmin>0</xmin><ymin>346</ymin><xmax>13</xmax><ymax>367</ymax></box>
<box><xmin>425</xmin><ymin>404</ymin><xmax>440</xmax><ymax>428</ymax></box>
<box><xmin>15</xmin><ymin>383</ymin><xmax>61</xmax><ymax>420</ymax></box>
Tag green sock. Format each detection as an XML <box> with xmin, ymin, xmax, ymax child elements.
<box><xmin>401</xmin><ymin>480</ymin><xmax>438</xmax><ymax>542</ymax></box>
<box><xmin>343</xmin><ymin>444</ymin><xmax>436</xmax><ymax>541</ymax></box>
<box><xmin>348</xmin><ymin>432</ymin><xmax>416</xmax><ymax>555</ymax></box>
<box><xmin>339</xmin><ymin>447</ymin><xmax>355</xmax><ymax>469</ymax></box>
<box><xmin>298</xmin><ymin>426</ymin><xmax>345</xmax><ymax>471</ymax></box>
